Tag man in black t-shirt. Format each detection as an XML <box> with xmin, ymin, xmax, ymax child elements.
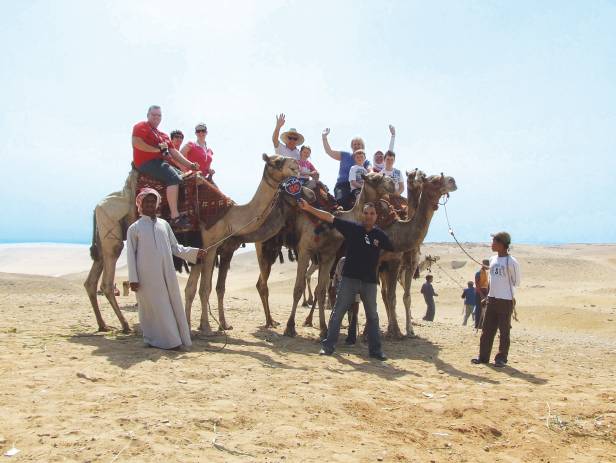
<box><xmin>297</xmin><ymin>199</ymin><xmax>394</xmax><ymax>360</ymax></box>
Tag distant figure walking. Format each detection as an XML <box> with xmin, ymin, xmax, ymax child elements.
<box><xmin>472</xmin><ymin>232</ymin><xmax>521</xmax><ymax>368</ymax></box>
<box><xmin>421</xmin><ymin>274</ymin><xmax>438</xmax><ymax>321</ymax></box>
<box><xmin>461</xmin><ymin>281</ymin><xmax>476</xmax><ymax>325</ymax></box>
<box><xmin>474</xmin><ymin>259</ymin><xmax>490</xmax><ymax>328</ymax></box>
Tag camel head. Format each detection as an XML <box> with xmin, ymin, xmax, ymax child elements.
<box><xmin>262</xmin><ymin>153</ymin><xmax>300</xmax><ymax>183</ymax></box>
<box><xmin>406</xmin><ymin>168</ymin><xmax>426</xmax><ymax>204</ymax></box>
<box><xmin>421</xmin><ymin>173</ymin><xmax>457</xmax><ymax>210</ymax></box>
<box><xmin>360</xmin><ymin>172</ymin><xmax>396</xmax><ymax>202</ymax></box>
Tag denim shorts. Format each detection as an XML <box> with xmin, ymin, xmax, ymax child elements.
<box><xmin>137</xmin><ymin>158</ymin><xmax>182</xmax><ymax>186</ymax></box>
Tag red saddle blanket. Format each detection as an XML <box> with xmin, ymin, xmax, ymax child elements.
<box><xmin>136</xmin><ymin>172</ymin><xmax>235</xmax><ymax>231</ymax></box>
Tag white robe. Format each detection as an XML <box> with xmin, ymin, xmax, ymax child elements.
<box><xmin>127</xmin><ymin>216</ymin><xmax>199</xmax><ymax>349</ymax></box>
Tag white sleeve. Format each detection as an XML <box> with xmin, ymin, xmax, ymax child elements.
<box><xmin>165</xmin><ymin>221</ymin><xmax>200</xmax><ymax>264</ymax></box>
<box><xmin>274</xmin><ymin>144</ymin><xmax>282</xmax><ymax>156</ymax></box>
<box><xmin>127</xmin><ymin>225</ymin><xmax>139</xmax><ymax>283</ymax></box>
<box><xmin>388</xmin><ymin>134</ymin><xmax>395</xmax><ymax>152</ymax></box>
<box><xmin>348</xmin><ymin>166</ymin><xmax>356</xmax><ymax>183</ymax></box>
<box><xmin>510</xmin><ymin>257</ymin><xmax>521</xmax><ymax>287</ymax></box>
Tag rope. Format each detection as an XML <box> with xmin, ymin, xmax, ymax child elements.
<box><xmin>442</xmin><ymin>201</ymin><xmax>484</xmax><ymax>267</ymax></box>
<box><xmin>201</xmin><ymin>301</ymin><xmax>228</xmax><ymax>352</ymax></box>
<box><xmin>433</xmin><ymin>260</ymin><xmax>466</xmax><ymax>289</ymax></box>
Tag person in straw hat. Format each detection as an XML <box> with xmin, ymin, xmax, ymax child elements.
<box><xmin>272</xmin><ymin>113</ymin><xmax>303</xmax><ymax>160</ymax></box>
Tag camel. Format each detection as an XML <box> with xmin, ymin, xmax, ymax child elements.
<box><xmin>379</xmin><ymin>172</ymin><xmax>458</xmax><ymax>338</ymax></box>
<box><xmin>84</xmin><ymin>154</ymin><xmax>299</xmax><ymax>333</ymax></box>
<box><xmin>301</xmin><ymin>258</ymin><xmax>318</xmax><ymax>307</ymax></box>
<box><xmin>254</xmin><ymin>172</ymin><xmax>396</xmax><ymax>338</ymax></box>
<box><xmin>181</xmin><ymin>184</ymin><xmax>315</xmax><ymax>332</ymax></box>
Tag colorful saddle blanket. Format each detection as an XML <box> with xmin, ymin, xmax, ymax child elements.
<box><xmin>135</xmin><ymin>172</ymin><xmax>235</xmax><ymax>231</ymax></box>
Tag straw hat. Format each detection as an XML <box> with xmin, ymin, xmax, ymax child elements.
<box><xmin>280</xmin><ymin>128</ymin><xmax>304</xmax><ymax>145</ymax></box>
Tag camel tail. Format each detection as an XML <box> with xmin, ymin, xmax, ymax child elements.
<box><xmin>89</xmin><ymin>210</ymin><xmax>100</xmax><ymax>261</ymax></box>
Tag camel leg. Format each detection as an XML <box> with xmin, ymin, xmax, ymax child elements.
<box><xmin>284</xmin><ymin>251</ymin><xmax>312</xmax><ymax>337</ymax></box>
<box><xmin>383</xmin><ymin>260</ymin><xmax>404</xmax><ymax>339</ymax></box>
<box><xmin>401</xmin><ymin>267</ymin><xmax>416</xmax><ymax>337</ymax></box>
<box><xmin>100</xmin><ymin>249</ymin><xmax>130</xmax><ymax>333</ymax></box>
<box><xmin>84</xmin><ymin>258</ymin><xmax>108</xmax><ymax>331</ymax></box>
<box><xmin>314</xmin><ymin>255</ymin><xmax>336</xmax><ymax>339</ymax></box>
<box><xmin>184</xmin><ymin>263</ymin><xmax>201</xmax><ymax>331</ymax></box>
<box><xmin>255</xmin><ymin>242</ymin><xmax>279</xmax><ymax>328</ymax></box>
<box><xmin>303</xmin><ymin>299</ymin><xmax>316</xmax><ymax>327</ymax></box>
<box><xmin>303</xmin><ymin>262</ymin><xmax>317</xmax><ymax>307</ymax></box>
<box><xmin>197</xmin><ymin>251</ymin><xmax>217</xmax><ymax>335</ymax></box>
<box><xmin>215</xmin><ymin>247</ymin><xmax>234</xmax><ymax>331</ymax></box>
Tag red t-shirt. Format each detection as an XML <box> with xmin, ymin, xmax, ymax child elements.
<box><xmin>185</xmin><ymin>142</ymin><xmax>213</xmax><ymax>173</ymax></box>
<box><xmin>132</xmin><ymin>121</ymin><xmax>172</xmax><ymax>168</ymax></box>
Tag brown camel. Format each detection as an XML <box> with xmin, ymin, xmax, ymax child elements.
<box><xmin>254</xmin><ymin>172</ymin><xmax>396</xmax><ymax>338</ymax></box>
<box><xmin>379</xmin><ymin>172</ymin><xmax>458</xmax><ymax>338</ymax></box>
<box><xmin>84</xmin><ymin>154</ymin><xmax>298</xmax><ymax>333</ymax></box>
<box><xmin>181</xmin><ymin>185</ymin><xmax>315</xmax><ymax>332</ymax></box>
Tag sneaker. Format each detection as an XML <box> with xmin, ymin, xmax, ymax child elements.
<box><xmin>471</xmin><ymin>358</ymin><xmax>488</xmax><ymax>365</ymax></box>
<box><xmin>319</xmin><ymin>348</ymin><xmax>334</xmax><ymax>356</ymax></box>
<box><xmin>494</xmin><ymin>359</ymin><xmax>506</xmax><ymax>368</ymax></box>
<box><xmin>369</xmin><ymin>352</ymin><xmax>387</xmax><ymax>361</ymax></box>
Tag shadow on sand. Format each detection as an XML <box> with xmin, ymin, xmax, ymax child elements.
<box><xmin>67</xmin><ymin>324</ymin><xmax>547</xmax><ymax>385</ymax></box>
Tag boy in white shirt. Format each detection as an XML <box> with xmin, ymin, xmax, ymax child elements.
<box><xmin>348</xmin><ymin>150</ymin><xmax>369</xmax><ymax>198</ymax></box>
<box><xmin>381</xmin><ymin>150</ymin><xmax>404</xmax><ymax>195</ymax></box>
<box><xmin>471</xmin><ymin>231</ymin><xmax>521</xmax><ymax>367</ymax></box>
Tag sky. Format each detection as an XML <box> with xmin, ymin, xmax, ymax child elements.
<box><xmin>1</xmin><ymin>0</ymin><xmax>615</xmax><ymax>244</ymax></box>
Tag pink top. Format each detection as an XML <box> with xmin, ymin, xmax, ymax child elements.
<box><xmin>185</xmin><ymin>141</ymin><xmax>213</xmax><ymax>173</ymax></box>
<box><xmin>298</xmin><ymin>159</ymin><xmax>316</xmax><ymax>179</ymax></box>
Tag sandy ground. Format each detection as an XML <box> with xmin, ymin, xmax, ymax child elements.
<box><xmin>1</xmin><ymin>243</ymin><xmax>616</xmax><ymax>462</ymax></box>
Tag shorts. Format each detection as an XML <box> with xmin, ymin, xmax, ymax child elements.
<box><xmin>137</xmin><ymin>158</ymin><xmax>182</xmax><ymax>186</ymax></box>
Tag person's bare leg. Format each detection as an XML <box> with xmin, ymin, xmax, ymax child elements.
<box><xmin>167</xmin><ymin>185</ymin><xmax>180</xmax><ymax>218</ymax></box>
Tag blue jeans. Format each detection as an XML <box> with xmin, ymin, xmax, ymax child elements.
<box><xmin>322</xmin><ymin>277</ymin><xmax>383</xmax><ymax>355</ymax></box>
<box><xmin>137</xmin><ymin>158</ymin><xmax>182</xmax><ymax>186</ymax></box>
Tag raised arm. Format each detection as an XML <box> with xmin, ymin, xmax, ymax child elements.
<box><xmin>297</xmin><ymin>198</ymin><xmax>334</xmax><ymax>224</ymax></box>
<box><xmin>321</xmin><ymin>128</ymin><xmax>342</xmax><ymax>161</ymax></box>
<box><xmin>272</xmin><ymin>113</ymin><xmax>285</xmax><ymax>149</ymax></box>
<box><xmin>388</xmin><ymin>124</ymin><xmax>396</xmax><ymax>151</ymax></box>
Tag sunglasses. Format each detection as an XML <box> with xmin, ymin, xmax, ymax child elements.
<box><xmin>287</xmin><ymin>136</ymin><xmax>298</xmax><ymax>141</ymax></box>
<box><xmin>196</xmin><ymin>129</ymin><xmax>207</xmax><ymax>133</ymax></box>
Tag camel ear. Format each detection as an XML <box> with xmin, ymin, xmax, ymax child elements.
<box><xmin>262</xmin><ymin>153</ymin><xmax>270</xmax><ymax>163</ymax></box>
<box><xmin>302</xmin><ymin>188</ymin><xmax>316</xmax><ymax>203</ymax></box>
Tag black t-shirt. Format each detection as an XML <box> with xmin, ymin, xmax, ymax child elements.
<box><xmin>333</xmin><ymin>217</ymin><xmax>394</xmax><ymax>283</ymax></box>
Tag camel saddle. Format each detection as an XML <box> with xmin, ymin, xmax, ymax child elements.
<box><xmin>135</xmin><ymin>171</ymin><xmax>235</xmax><ymax>231</ymax></box>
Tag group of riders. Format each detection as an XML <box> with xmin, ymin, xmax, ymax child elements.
<box><xmin>132</xmin><ymin>105</ymin><xmax>405</xmax><ymax>228</ymax></box>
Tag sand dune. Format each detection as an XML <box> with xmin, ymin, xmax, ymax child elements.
<box><xmin>1</xmin><ymin>243</ymin><xmax>615</xmax><ymax>461</ymax></box>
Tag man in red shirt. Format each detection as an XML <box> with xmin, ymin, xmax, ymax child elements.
<box><xmin>132</xmin><ymin>106</ymin><xmax>197</xmax><ymax>228</ymax></box>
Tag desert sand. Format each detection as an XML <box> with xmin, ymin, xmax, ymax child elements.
<box><xmin>1</xmin><ymin>243</ymin><xmax>615</xmax><ymax>462</ymax></box>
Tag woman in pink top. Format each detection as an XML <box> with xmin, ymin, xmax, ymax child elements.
<box><xmin>298</xmin><ymin>145</ymin><xmax>318</xmax><ymax>184</ymax></box>
<box><xmin>180</xmin><ymin>122</ymin><xmax>214</xmax><ymax>176</ymax></box>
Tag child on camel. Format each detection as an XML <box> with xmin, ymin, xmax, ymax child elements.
<box><xmin>348</xmin><ymin>150</ymin><xmax>370</xmax><ymax>199</ymax></box>
<box><xmin>298</xmin><ymin>145</ymin><xmax>318</xmax><ymax>184</ymax></box>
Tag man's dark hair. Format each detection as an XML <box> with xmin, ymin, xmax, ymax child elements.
<box><xmin>426</xmin><ymin>274</ymin><xmax>433</xmax><ymax>281</ymax></box>
<box><xmin>385</xmin><ymin>150</ymin><xmax>396</xmax><ymax>159</ymax></box>
<box><xmin>170</xmin><ymin>130</ymin><xmax>184</xmax><ymax>139</ymax></box>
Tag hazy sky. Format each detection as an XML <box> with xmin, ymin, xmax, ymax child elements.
<box><xmin>1</xmin><ymin>0</ymin><xmax>615</xmax><ymax>244</ymax></box>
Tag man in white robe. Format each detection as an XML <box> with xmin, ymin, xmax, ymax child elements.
<box><xmin>127</xmin><ymin>188</ymin><xmax>206</xmax><ymax>349</ymax></box>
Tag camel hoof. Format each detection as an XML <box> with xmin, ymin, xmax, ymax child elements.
<box><xmin>301</xmin><ymin>301</ymin><xmax>309</xmax><ymax>308</ymax></box>
<box><xmin>198</xmin><ymin>325</ymin><xmax>217</xmax><ymax>337</ymax></box>
<box><xmin>219</xmin><ymin>324</ymin><xmax>233</xmax><ymax>331</ymax></box>
<box><xmin>266</xmin><ymin>319</ymin><xmax>280</xmax><ymax>328</ymax></box>
<box><xmin>302</xmin><ymin>320</ymin><xmax>313</xmax><ymax>327</ymax></box>
<box><xmin>284</xmin><ymin>325</ymin><xmax>297</xmax><ymax>337</ymax></box>
<box><xmin>386</xmin><ymin>330</ymin><xmax>405</xmax><ymax>340</ymax></box>
<box><xmin>319</xmin><ymin>329</ymin><xmax>328</xmax><ymax>340</ymax></box>
<box><xmin>97</xmin><ymin>325</ymin><xmax>111</xmax><ymax>333</ymax></box>
<box><xmin>121</xmin><ymin>325</ymin><xmax>131</xmax><ymax>334</ymax></box>
<box><xmin>406</xmin><ymin>331</ymin><xmax>417</xmax><ymax>339</ymax></box>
